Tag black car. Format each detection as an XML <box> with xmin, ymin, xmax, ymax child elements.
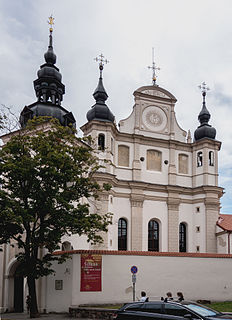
<box><xmin>114</xmin><ymin>300</ymin><xmax>232</xmax><ymax>320</ymax></box>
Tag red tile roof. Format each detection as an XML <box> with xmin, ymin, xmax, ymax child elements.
<box><xmin>217</xmin><ymin>214</ymin><xmax>232</xmax><ymax>232</ymax></box>
<box><xmin>53</xmin><ymin>249</ymin><xmax>232</xmax><ymax>259</ymax></box>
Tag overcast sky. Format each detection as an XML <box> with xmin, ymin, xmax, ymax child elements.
<box><xmin>0</xmin><ymin>0</ymin><xmax>232</xmax><ymax>212</ymax></box>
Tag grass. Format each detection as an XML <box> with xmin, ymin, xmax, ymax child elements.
<box><xmin>205</xmin><ymin>301</ymin><xmax>232</xmax><ymax>312</ymax></box>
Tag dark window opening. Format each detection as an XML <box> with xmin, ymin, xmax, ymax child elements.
<box><xmin>179</xmin><ymin>223</ymin><xmax>187</xmax><ymax>252</ymax></box>
<box><xmin>148</xmin><ymin>220</ymin><xmax>159</xmax><ymax>251</ymax></box>
<box><xmin>98</xmin><ymin>134</ymin><xmax>105</xmax><ymax>151</ymax></box>
<box><xmin>118</xmin><ymin>218</ymin><xmax>127</xmax><ymax>250</ymax></box>
<box><xmin>209</xmin><ymin>151</ymin><xmax>214</xmax><ymax>166</ymax></box>
<box><xmin>197</xmin><ymin>151</ymin><xmax>203</xmax><ymax>167</ymax></box>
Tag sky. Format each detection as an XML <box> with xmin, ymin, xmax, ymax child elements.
<box><xmin>0</xmin><ymin>0</ymin><xmax>232</xmax><ymax>212</ymax></box>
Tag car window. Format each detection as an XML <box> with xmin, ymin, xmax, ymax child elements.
<box><xmin>143</xmin><ymin>303</ymin><xmax>163</xmax><ymax>314</ymax></box>
<box><xmin>125</xmin><ymin>304</ymin><xmax>143</xmax><ymax>311</ymax></box>
<box><xmin>164</xmin><ymin>304</ymin><xmax>195</xmax><ymax>317</ymax></box>
<box><xmin>186</xmin><ymin>304</ymin><xmax>218</xmax><ymax>317</ymax></box>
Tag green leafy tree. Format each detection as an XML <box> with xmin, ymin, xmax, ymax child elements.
<box><xmin>0</xmin><ymin>118</ymin><xmax>111</xmax><ymax>318</ymax></box>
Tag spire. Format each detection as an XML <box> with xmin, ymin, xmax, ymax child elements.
<box><xmin>93</xmin><ymin>54</ymin><xmax>109</xmax><ymax>104</ymax></box>
<box><xmin>44</xmin><ymin>15</ymin><xmax>56</xmax><ymax>65</ymax></box>
<box><xmin>33</xmin><ymin>15</ymin><xmax>65</xmax><ymax>105</ymax></box>
<box><xmin>194</xmin><ymin>82</ymin><xmax>216</xmax><ymax>141</ymax></box>
<box><xmin>19</xmin><ymin>16</ymin><xmax>76</xmax><ymax>128</ymax></box>
<box><xmin>86</xmin><ymin>54</ymin><xmax>114</xmax><ymax>123</ymax></box>
<box><xmin>148</xmin><ymin>48</ymin><xmax>160</xmax><ymax>85</ymax></box>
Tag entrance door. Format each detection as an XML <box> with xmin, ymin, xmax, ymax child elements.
<box><xmin>14</xmin><ymin>265</ymin><xmax>24</xmax><ymax>312</ymax></box>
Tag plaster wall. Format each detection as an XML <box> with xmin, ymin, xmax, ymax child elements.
<box><xmin>46</xmin><ymin>252</ymin><xmax>232</xmax><ymax>312</ymax></box>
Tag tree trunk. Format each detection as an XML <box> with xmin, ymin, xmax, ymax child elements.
<box><xmin>27</xmin><ymin>275</ymin><xmax>40</xmax><ymax>318</ymax></box>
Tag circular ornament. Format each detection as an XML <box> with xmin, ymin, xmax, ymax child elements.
<box><xmin>142</xmin><ymin>106</ymin><xmax>167</xmax><ymax>131</ymax></box>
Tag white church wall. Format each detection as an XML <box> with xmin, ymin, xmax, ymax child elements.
<box><xmin>140</xmin><ymin>146</ymin><xmax>169</xmax><ymax>184</ymax></box>
<box><xmin>112</xmin><ymin>197</ymin><xmax>131</xmax><ymax>250</ymax></box>
<box><xmin>45</xmin><ymin>251</ymin><xmax>232</xmax><ymax>312</ymax></box>
<box><xmin>179</xmin><ymin>203</ymin><xmax>194</xmax><ymax>252</ymax></box>
<box><xmin>46</xmin><ymin>258</ymin><xmax>73</xmax><ymax>313</ymax></box>
<box><xmin>142</xmin><ymin>200</ymin><xmax>168</xmax><ymax>251</ymax></box>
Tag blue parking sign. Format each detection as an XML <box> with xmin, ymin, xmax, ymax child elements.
<box><xmin>131</xmin><ymin>265</ymin><xmax>138</xmax><ymax>274</ymax></box>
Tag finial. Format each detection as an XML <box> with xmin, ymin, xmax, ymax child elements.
<box><xmin>94</xmin><ymin>53</ymin><xmax>109</xmax><ymax>78</ymax></box>
<box><xmin>198</xmin><ymin>81</ymin><xmax>210</xmax><ymax>104</ymax></box>
<box><xmin>148</xmin><ymin>48</ymin><xmax>160</xmax><ymax>85</ymax></box>
<box><xmin>48</xmin><ymin>15</ymin><xmax>55</xmax><ymax>33</ymax></box>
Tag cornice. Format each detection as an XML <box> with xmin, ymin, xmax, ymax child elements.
<box><xmin>93</xmin><ymin>172</ymin><xmax>224</xmax><ymax>198</ymax></box>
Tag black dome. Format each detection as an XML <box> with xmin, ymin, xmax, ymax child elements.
<box><xmin>194</xmin><ymin>92</ymin><xmax>216</xmax><ymax>141</ymax></box>
<box><xmin>86</xmin><ymin>74</ymin><xmax>114</xmax><ymax>123</ymax></box>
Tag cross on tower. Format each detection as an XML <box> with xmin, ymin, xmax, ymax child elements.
<box><xmin>48</xmin><ymin>15</ymin><xmax>55</xmax><ymax>33</ymax></box>
<box><xmin>198</xmin><ymin>81</ymin><xmax>210</xmax><ymax>94</ymax></box>
<box><xmin>94</xmin><ymin>54</ymin><xmax>109</xmax><ymax>77</ymax></box>
<box><xmin>148</xmin><ymin>48</ymin><xmax>160</xmax><ymax>85</ymax></box>
<box><xmin>198</xmin><ymin>81</ymin><xmax>210</xmax><ymax>104</ymax></box>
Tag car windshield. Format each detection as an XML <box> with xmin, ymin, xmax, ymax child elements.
<box><xmin>186</xmin><ymin>304</ymin><xmax>220</xmax><ymax>317</ymax></box>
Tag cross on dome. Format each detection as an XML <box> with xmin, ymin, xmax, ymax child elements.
<box><xmin>48</xmin><ymin>15</ymin><xmax>55</xmax><ymax>33</ymax></box>
<box><xmin>148</xmin><ymin>48</ymin><xmax>160</xmax><ymax>86</ymax></box>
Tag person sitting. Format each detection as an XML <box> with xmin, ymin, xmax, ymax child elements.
<box><xmin>164</xmin><ymin>292</ymin><xmax>173</xmax><ymax>302</ymax></box>
<box><xmin>177</xmin><ymin>291</ymin><xmax>184</xmax><ymax>302</ymax></box>
<box><xmin>140</xmin><ymin>291</ymin><xmax>149</xmax><ymax>302</ymax></box>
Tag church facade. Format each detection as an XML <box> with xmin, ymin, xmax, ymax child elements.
<box><xmin>75</xmin><ymin>67</ymin><xmax>223</xmax><ymax>254</ymax></box>
<box><xmin>0</xmin><ymin>25</ymin><xmax>228</xmax><ymax>313</ymax></box>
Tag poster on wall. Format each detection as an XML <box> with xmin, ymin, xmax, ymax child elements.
<box><xmin>80</xmin><ymin>254</ymin><xmax>102</xmax><ymax>291</ymax></box>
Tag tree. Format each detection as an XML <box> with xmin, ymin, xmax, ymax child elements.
<box><xmin>0</xmin><ymin>118</ymin><xmax>111</xmax><ymax>318</ymax></box>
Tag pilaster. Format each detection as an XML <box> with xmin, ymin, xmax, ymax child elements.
<box><xmin>167</xmin><ymin>191</ymin><xmax>180</xmax><ymax>252</ymax></box>
<box><xmin>92</xmin><ymin>194</ymin><xmax>109</xmax><ymax>249</ymax></box>
<box><xmin>205</xmin><ymin>198</ymin><xmax>220</xmax><ymax>253</ymax></box>
<box><xmin>130</xmin><ymin>194</ymin><xmax>144</xmax><ymax>251</ymax></box>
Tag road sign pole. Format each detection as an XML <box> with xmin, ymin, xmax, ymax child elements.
<box><xmin>130</xmin><ymin>266</ymin><xmax>138</xmax><ymax>302</ymax></box>
<box><xmin>133</xmin><ymin>282</ymin><xmax>135</xmax><ymax>301</ymax></box>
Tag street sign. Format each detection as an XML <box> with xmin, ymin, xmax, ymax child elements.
<box><xmin>131</xmin><ymin>265</ymin><xmax>138</xmax><ymax>274</ymax></box>
<box><xmin>132</xmin><ymin>274</ymin><xmax>136</xmax><ymax>283</ymax></box>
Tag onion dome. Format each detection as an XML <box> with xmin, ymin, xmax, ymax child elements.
<box><xmin>86</xmin><ymin>54</ymin><xmax>114</xmax><ymax>123</ymax></box>
<box><xmin>20</xmin><ymin>16</ymin><xmax>76</xmax><ymax>128</ymax></box>
<box><xmin>194</xmin><ymin>83</ymin><xmax>216</xmax><ymax>141</ymax></box>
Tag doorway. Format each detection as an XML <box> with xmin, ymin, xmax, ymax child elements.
<box><xmin>13</xmin><ymin>264</ymin><xmax>24</xmax><ymax>312</ymax></box>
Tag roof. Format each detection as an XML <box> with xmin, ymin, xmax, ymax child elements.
<box><xmin>217</xmin><ymin>214</ymin><xmax>232</xmax><ymax>232</ymax></box>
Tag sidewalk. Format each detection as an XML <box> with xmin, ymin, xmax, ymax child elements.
<box><xmin>0</xmin><ymin>313</ymin><xmax>77</xmax><ymax>320</ymax></box>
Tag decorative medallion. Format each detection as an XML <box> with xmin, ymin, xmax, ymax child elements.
<box><xmin>142</xmin><ymin>106</ymin><xmax>167</xmax><ymax>132</ymax></box>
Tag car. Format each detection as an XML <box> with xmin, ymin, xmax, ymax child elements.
<box><xmin>114</xmin><ymin>300</ymin><xmax>232</xmax><ymax>320</ymax></box>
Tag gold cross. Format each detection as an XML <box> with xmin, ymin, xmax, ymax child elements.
<box><xmin>48</xmin><ymin>15</ymin><xmax>55</xmax><ymax>32</ymax></box>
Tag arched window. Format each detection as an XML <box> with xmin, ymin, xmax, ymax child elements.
<box><xmin>197</xmin><ymin>151</ymin><xmax>203</xmax><ymax>167</ymax></box>
<box><xmin>209</xmin><ymin>151</ymin><xmax>214</xmax><ymax>166</ymax></box>
<box><xmin>178</xmin><ymin>154</ymin><xmax>188</xmax><ymax>174</ymax></box>
<box><xmin>118</xmin><ymin>218</ymin><xmax>127</xmax><ymax>250</ymax></box>
<box><xmin>147</xmin><ymin>150</ymin><xmax>162</xmax><ymax>171</ymax></box>
<box><xmin>62</xmin><ymin>241</ymin><xmax>72</xmax><ymax>251</ymax></box>
<box><xmin>98</xmin><ymin>134</ymin><xmax>105</xmax><ymax>151</ymax></box>
<box><xmin>179</xmin><ymin>223</ymin><xmax>187</xmax><ymax>252</ymax></box>
<box><xmin>118</xmin><ymin>145</ymin><xmax>129</xmax><ymax>167</ymax></box>
<box><xmin>148</xmin><ymin>219</ymin><xmax>159</xmax><ymax>251</ymax></box>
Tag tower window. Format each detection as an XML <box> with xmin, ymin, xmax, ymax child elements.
<box><xmin>196</xmin><ymin>226</ymin><xmax>200</xmax><ymax>232</ymax></box>
<box><xmin>179</xmin><ymin>223</ymin><xmax>187</xmax><ymax>252</ymax></box>
<box><xmin>147</xmin><ymin>150</ymin><xmax>162</xmax><ymax>171</ymax></box>
<box><xmin>118</xmin><ymin>218</ymin><xmax>127</xmax><ymax>250</ymax></box>
<box><xmin>118</xmin><ymin>145</ymin><xmax>129</xmax><ymax>167</ymax></box>
<box><xmin>98</xmin><ymin>134</ymin><xmax>105</xmax><ymax>151</ymax></box>
<box><xmin>148</xmin><ymin>219</ymin><xmax>159</xmax><ymax>251</ymax></box>
<box><xmin>178</xmin><ymin>154</ymin><xmax>188</xmax><ymax>174</ymax></box>
<box><xmin>197</xmin><ymin>151</ymin><xmax>203</xmax><ymax>167</ymax></box>
<box><xmin>209</xmin><ymin>151</ymin><xmax>214</xmax><ymax>166</ymax></box>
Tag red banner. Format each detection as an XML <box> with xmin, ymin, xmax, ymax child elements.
<box><xmin>80</xmin><ymin>254</ymin><xmax>102</xmax><ymax>291</ymax></box>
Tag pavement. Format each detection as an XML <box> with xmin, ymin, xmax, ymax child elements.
<box><xmin>0</xmin><ymin>313</ymin><xmax>78</xmax><ymax>320</ymax></box>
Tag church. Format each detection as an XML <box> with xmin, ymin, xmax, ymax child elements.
<box><xmin>0</xmin><ymin>20</ymin><xmax>231</xmax><ymax>314</ymax></box>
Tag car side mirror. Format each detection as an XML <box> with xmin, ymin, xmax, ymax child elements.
<box><xmin>184</xmin><ymin>314</ymin><xmax>192</xmax><ymax>319</ymax></box>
